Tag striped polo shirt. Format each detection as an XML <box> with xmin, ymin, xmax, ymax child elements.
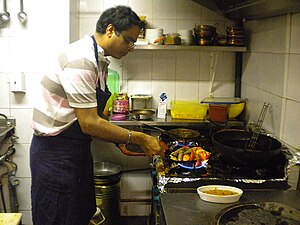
<box><xmin>32</xmin><ymin>35</ymin><xmax>110</xmax><ymax>136</ymax></box>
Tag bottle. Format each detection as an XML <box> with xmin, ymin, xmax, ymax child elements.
<box><xmin>157</xmin><ymin>93</ymin><xmax>167</xmax><ymax>119</ymax></box>
<box><xmin>106</xmin><ymin>69</ymin><xmax>120</xmax><ymax>113</ymax></box>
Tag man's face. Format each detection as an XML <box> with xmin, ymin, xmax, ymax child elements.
<box><xmin>107</xmin><ymin>25</ymin><xmax>140</xmax><ymax>59</ymax></box>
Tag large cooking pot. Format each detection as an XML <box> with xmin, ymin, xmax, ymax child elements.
<box><xmin>211</xmin><ymin>129</ymin><xmax>282</xmax><ymax>167</ymax></box>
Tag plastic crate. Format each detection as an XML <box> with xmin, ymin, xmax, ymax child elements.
<box><xmin>170</xmin><ymin>100</ymin><xmax>208</xmax><ymax>120</ymax></box>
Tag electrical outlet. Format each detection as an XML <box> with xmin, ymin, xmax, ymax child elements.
<box><xmin>10</xmin><ymin>72</ymin><xmax>26</xmax><ymax>93</ymax></box>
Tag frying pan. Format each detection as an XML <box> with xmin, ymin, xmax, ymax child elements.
<box><xmin>212</xmin><ymin>202</ymin><xmax>300</xmax><ymax>225</ymax></box>
<box><xmin>212</xmin><ymin>129</ymin><xmax>282</xmax><ymax>167</ymax></box>
<box><xmin>141</xmin><ymin>124</ymin><xmax>200</xmax><ymax>140</ymax></box>
<box><xmin>116</xmin><ymin>125</ymin><xmax>200</xmax><ymax>157</ymax></box>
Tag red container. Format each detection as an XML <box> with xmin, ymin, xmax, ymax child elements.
<box><xmin>209</xmin><ymin>104</ymin><xmax>229</xmax><ymax>122</ymax></box>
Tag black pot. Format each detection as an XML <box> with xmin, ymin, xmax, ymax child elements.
<box><xmin>211</xmin><ymin>129</ymin><xmax>282</xmax><ymax>167</ymax></box>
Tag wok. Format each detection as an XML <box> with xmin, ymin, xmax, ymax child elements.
<box><xmin>211</xmin><ymin>129</ymin><xmax>282</xmax><ymax>167</ymax></box>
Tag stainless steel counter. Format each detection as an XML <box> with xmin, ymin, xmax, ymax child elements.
<box><xmin>110</xmin><ymin>113</ymin><xmax>245</xmax><ymax>128</ymax></box>
<box><xmin>160</xmin><ymin>190</ymin><xmax>300</xmax><ymax>225</ymax></box>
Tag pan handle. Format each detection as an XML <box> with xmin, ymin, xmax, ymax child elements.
<box><xmin>117</xmin><ymin>144</ymin><xmax>146</xmax><ymax>156</ymax></box>
<box><xmin>141</xmin><ymin>123</ymin><xmax>168</xmax><ymax>133</ymax></box>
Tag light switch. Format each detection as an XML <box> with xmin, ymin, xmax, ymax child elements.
<box><xmin>10</xmin><ymin>72</ymin><xmax>26</xmax><ymax>93</ymax></box>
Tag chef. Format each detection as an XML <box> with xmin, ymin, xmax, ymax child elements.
<box><xmin>29</xmin><ymin>5</ymin><xmax>163</xmax><ymax>225</ymax></box>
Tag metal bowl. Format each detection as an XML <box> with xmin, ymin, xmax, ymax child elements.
<box><xmin>130</xmin><ymin>109</ymin><xmax>156</xmax><ymax>120</ymax></box>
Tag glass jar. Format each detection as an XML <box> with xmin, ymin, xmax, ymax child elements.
<box><xmin>164</xmin><ymin>33</ymin><xmax>181</xmax><ymax>45</ymax></box>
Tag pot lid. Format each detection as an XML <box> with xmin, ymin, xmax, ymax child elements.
<box><xmin>201</xmin><ymin>97</ymin><xmax>242</xmax><ymax>104</ymax></box>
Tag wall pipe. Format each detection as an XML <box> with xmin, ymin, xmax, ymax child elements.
<box><xmin>234</xmin><ymin>52</ymin><xmax>243</xmax><ymax>97</ymax></box>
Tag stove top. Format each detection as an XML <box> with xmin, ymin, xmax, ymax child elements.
<box><xmin>155</xmin><ymin>151</ymin><xmax>291</xmax><ymax>192</ymax></box>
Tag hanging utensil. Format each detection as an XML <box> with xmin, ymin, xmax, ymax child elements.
<box><xmin>17</xmin><ymin>0</ymin><xmax>27</xmax><ymax>24</ymax></box>
<box><xmin>0</xmin><ymin>0</ymin><xmax>10</xmax><ymax>23</ymax></box>
<box><xmin>247</xmin><ymin>103</ymin><xmax>270</xmax><ymax>149</ymax></box>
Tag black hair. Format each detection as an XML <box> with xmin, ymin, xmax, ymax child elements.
<box><xmin>96</xmin><ymin>5</ymin><xmax>142</xmax><ymax>34</ymax></box>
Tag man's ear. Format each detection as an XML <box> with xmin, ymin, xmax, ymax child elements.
<box><xmin>106</xmin><ymin>24</ymin><xmax>115</xmax><ymax>38</ymax></box>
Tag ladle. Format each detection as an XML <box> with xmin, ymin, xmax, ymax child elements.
<box><xmin>0</xmin><ymin>0</ymin><xmax>10</xmax><ymax>23</ymax></box>
<box><xmin>17</xmin><ymin>0</ymin><xmax>27</xmax><ymax>24</ymax></box>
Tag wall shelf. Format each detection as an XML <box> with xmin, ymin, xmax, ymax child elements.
<box><xmin>134</xmin><ymin>45</ymin><xmax>247</xmax><ymax>52</ymax></box>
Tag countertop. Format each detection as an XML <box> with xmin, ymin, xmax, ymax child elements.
<box><xmin>0</xmin><ymin>213</ymin><xmax>22</xmax><ymax>225</ymax></box>
<box><xmin>160</xmin><ymin>190</ymin><xmax>300</xmax><ymax>225</ymax></box>
<box><xmin>109</xmin><ymin>113</ymin><xmax>245</xmax><ymax>128</ymax></box>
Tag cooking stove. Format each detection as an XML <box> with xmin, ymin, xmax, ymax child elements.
<box><xmin>149</xmin><ymin>127</ymin><xmax>297</xmax><ymax>225</ymax></box>
<box><xmin>154</xmin><ymin>146</ymin><xmax>291</xmax><ymax>193</ymax></box>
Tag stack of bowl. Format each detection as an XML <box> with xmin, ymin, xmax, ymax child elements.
<box><xmin>178</xmin><ymin>29</ymin><xmax>193</xmax><ymax>45</ymax></box>
<box><xmin>226</xmin><ymin>26</ymin><xmax>246</xmax><ymax>46</ymax></box>
<box><xmin>193</xmin><ymin>25</ymin><xmax>217</xmax><ymax>46</ymax></box>
<box><xmin>145</xmin><ymin>28</ymin><xmax>163</xmax><ymax>45</ymax></box>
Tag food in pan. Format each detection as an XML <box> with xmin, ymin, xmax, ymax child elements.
<box><xmin>169</xmin><ymin>146</ymin><xmax>211</xmax><ymax>162</ymax></box>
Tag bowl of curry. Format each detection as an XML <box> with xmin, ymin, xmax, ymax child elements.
<box><xmin>197</xmin><ymin>185</ymin><xmax>243</xmax><ymax>203</ymax></box>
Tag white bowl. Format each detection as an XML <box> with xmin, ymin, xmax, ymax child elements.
<box><xmin>197</xmin><ymin>185</ymin><xmax>243</xmax><ymax>203</ymax></box>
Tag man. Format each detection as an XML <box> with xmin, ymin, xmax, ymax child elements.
<box><xmin>30</xmin><ymin>5</ymin><xmax>163</xmax><ymax>225</ymax></box>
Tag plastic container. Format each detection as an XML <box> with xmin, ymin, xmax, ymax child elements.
<box><xmin>209</xmin><ymin>104</ymin><xmax>229</xmax><ymax>122</ymax></box>
<box><xmin>170</xmin><ymin>100</ymin><xmax>208</xmax><ymax>120</ymax></box>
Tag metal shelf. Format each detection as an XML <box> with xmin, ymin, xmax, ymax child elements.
<box><xmin>134</xmin><ymin>45</ymin><xmax>247</xmax><ymax>52</ymax></box>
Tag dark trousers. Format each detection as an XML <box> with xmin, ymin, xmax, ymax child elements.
<box><xmin>30</xmin><ymin>123</ymin><xmax>96</xmax><ymax>225</ymax></box>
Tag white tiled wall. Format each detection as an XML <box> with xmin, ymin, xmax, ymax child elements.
<box><xmin>0</xmin><ymin>0</ymin><xmax>77</xmax><ymax>224</ymax></box>
<box><xmin>1</xmin><ymin>0</ymin><xmax>300</xmax><ymax>223</ymax></box>
<box><xmin>242</xmin><ymin>14</ymin><xmax>300</xmax><ymax>150</ymax></box>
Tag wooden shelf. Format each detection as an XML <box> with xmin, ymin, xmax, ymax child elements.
<box><xmin>134</xmin><ymin>44</ymin><xmax>247</xmax><ymax>52</ymax></box>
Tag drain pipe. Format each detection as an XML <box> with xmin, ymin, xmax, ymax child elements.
<box><xmin>3</xmin><ymin>160</ymin><xmax>19</xmax><ymax>213</ymax></box>
<box><xmin>235</xmin><ymin>52</ymin><xmax>243</xmax><ymax>98</ymax></box>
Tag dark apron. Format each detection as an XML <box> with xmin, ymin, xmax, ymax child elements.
<box><xmin>30</xmin><ymin>36</ymin><xmax>111</xmax><ymax>225</ymax></box>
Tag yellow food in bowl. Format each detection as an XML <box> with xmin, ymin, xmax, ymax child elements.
<box><xmin>202</xmin><ymin>188</ymin><xmax>238</xmax><ymax>196</ymax></box>
<box><xmin>229</xmin><ymin>102</ymin><xmax>245</xmax><ymax>119</ymax></box>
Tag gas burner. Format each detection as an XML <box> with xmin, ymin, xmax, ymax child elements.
<box><xmin>175</xmin><ymin>141</ymin><xmax>194</xmax><ymax>147</ymax></box>
<box><xmin>171</xmin><ymin>165</ymin><xmax>208</xmax><ymax>177</ymax></box>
